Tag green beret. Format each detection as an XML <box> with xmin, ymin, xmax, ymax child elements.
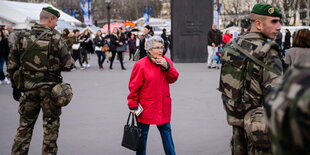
<box><xmin>251</xmin><ymin>3</ymin><xmax>282</xmax><ymax>18</ymax></box>
<box><xmin>42</xmin><ymin>7</ymin><xmax>60</xmax><ymax>18</ymax></box>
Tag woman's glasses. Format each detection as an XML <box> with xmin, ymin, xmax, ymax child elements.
<box><xmin>152</xmin><ymin>46</ymin><xmax>164</xmax><ymax>50</ymax></box>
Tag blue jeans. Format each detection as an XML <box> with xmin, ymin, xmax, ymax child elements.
<box><xmin>0</xmin><ymin>57</ymin><xmax>6</xmax><ymax>80</ymax></box>
<box><xmin>95</xmin><ymin>50</ymin><xmax>106</xmax><ymax>67</ymax></box>
<box><xmin>137</xmin><ymin>122</ymin><xmax>176</xmax><ymax>155</ymax></box>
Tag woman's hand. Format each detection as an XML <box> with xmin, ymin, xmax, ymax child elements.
<box><xmin>153</xmin><ymin>57</ymin><xmax>168</xmax><ymax>69</ymax></box>
<box><xmin>130</xmin><ymin>110</ymin><xmax>137</xmax><ymax>114</ymax></box>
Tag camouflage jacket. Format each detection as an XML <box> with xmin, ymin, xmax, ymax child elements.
<box><xmin>266</xmin><ymin>63</ymin><xmax>310</xmax><ymax>155</ymax></box>
<box><xmin>219</xmin><ymin>32</ymin><xmax>283</xmax><ymax>119</ymax></box>
<box><xmin>7</xmin><ymin>24</ymin><xmax>74</xmax><ymax>90</ymax></box>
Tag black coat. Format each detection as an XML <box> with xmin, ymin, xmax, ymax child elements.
<box><xmin>283</xmin><ymin>32</ymin><xmax>291</xmax><ymax>49</ymax></box>
<box><xmin>94</xmin><ymin>36</ymin><xmax>105</xmax><ymax>47</ymax></box>
<box><xmin>0</xmin><ymin>38</ymin><xmax>9</xmax><ymax>58</ymax></box>
<box><xmin>207</xmin><ymin>29</ymin><xmax>222</xmax><ymax>46</ymax></box>
<box><xmin>139</xmin><ymin>33</ymin><xmax>152</xmax><ymax>59</ymax></box>
<box><xmin>79</xmin><ymin>35</ymin><xmax>94</xmax><ymax>53</ymax></box>
<box><xmin>106</xmin><ymin>34</ymin><xmax>119</xmax><ymax>52</ymax></box>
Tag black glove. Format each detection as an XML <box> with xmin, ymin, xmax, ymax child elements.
<box><xmin>13</xmin><ymin>87</ymin><xmax>22</xmax><ymax>101</ymax></box>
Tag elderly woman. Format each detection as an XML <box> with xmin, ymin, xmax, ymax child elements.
<box><xmin>284</xmin><ymin>29</ymin><xmax>310</xmax><ymax>67</ymax></box>
<box><xmin>127</xmin><ymin>36</ymin><xmax>179</xmax><ymax>155</ymax></box>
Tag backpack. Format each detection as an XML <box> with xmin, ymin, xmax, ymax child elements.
<box><xmin>219</xmin><ymin>37</ymin><xmax>281</xmax><ymax>116</ymax></box>
<box><xmin>12</xmin><ymin>30</ymin><xmax>48</xmax><ymax>90</ymax></box>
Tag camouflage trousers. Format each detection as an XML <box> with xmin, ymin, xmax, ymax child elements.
<box><xmin>230</xmin><ymin>108</ymin><xmax>272</xmax><ymax>155</ymax></box>
<box><xmin>11</xmin><ymin>86</ymin><xmax>62</xmax><ymax>155</ymax></box>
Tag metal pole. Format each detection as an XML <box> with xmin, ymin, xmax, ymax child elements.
<box><xmin>107</xmin><ymin>3</ymin><xmax>111</xmax><ymax>34</ymax></box>
<box><xmin>70</xmin><ymin>0</ymin><xmax>72</xmax><ymax>15</ymax></box>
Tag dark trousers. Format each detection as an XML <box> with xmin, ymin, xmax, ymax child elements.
<box><xmin>0</xmin><ymin>57</ymin><xmax>7</xmax><ymax>80</ymax></box>
<box><xmin>137</xmin><ymin>122</ymin><xmax>176</xmax><ymax>155</ymax></box>
<box><xmin>80</xmin><ymin>48</ymin><xmax>88</xmax><ymax>64</ymax></box>
<box><xmin>95</xmin><ymin>50</ymin><xmax>106</xmax><ymax>67</ymax></box>
<box><xmin>72</xmin><ymin>49</ymin><xmax>83</xmax><ymax>67</ymax></box>
<box><xmin>110</xmin><ymin>51</ymin><xmax>125</xmax><ymax>69</ymax></box>
<box><xmin>129</xmin><ymin>48</ymin><xmax>136</xmax><ymax>60</ymax></box>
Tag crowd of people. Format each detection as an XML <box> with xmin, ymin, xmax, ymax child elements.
<box><xmin>58</xmin><ymin>25</ymin><xmax>170</xmax><ymax>71</ymax></box>
<box><xmin>0</xmin><ymin>16</ymin><xmax>174</xmax><ymax>88</ymax></box>
<box><xmin>206</xmin><ymin>22</ymin><xmax>305</xmax><ymax>72</ymax></box>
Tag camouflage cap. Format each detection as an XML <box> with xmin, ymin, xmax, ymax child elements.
<box><xmin>251</xmin><ymin>3</ymin><xmax>282</xmax><ymax>18</ymax></box>
<box><xmin>42</xmin><ymin>7</ymin><xmax>60</xmax><ymax>18</ymax></box>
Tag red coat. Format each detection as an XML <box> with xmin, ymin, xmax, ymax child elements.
<box><xmin>127</xmin><ymin>56</ymin><xmax>179</xmax><ymax>125</ymax></box>
<box><xmin>222</xmin><ymin>33</ymin><xmax>232</xmax><ymax>44</ymax></box>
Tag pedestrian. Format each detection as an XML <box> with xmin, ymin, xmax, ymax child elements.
<box><xmin>71</xmin><ymin>29</ymin><xmax>84</xmax><ymax>69</ymax></box>
<box><xmin>161</xmin><ymin>28</ymin><xmax>169</xmax><ymax>55</ymax></box>
<box><xmin>139</xmin><ymin>25</ymin><xmax>153</xmax><ymax>59</ymax></box>
<box><xmin>222</xmin><ymin>30</ymin><xmax>232</xmax><ymax>46</ymax></box>
<box><xmin>62</xmin><ymin>28</ymin><xmax>73</xmax><ymax>55</ymax></box>
<box><xmin>7</xmin><ymin>25</ymin><xmax>16</xmax><ymax>50</ymax></box>
<box><xmin>265</xmin><ymin>62</ymin><xmax>310</xmax><ymax>155</ymax></box>
<box><xmin>127</xmin><ymin>36</ymin><xmax>179</xmax><ymax>155</ymax></box>
<box><xmin>79</xmin><ymin>30</ymin><xmax>92</xmax><ymax>68</ymax></box>
<box><xmin>94</xmin><ymin>30</ymin><xmax>106</xmax><ymax>70</ymax></box>
<box><xmin>128</xmin><ymin>33</ymin><xmax>137</xmax><ymax>61</ymax></box>
<box><xmin>282</xmin><ymin>29</ymin><xmax>291</xmax><ymax>56</ymax></box>
<box><xmin>119</xmin><ymin>27</ymin><xmax>128</xmax><ymax>65</ymax></box>
<box><xmin>108</xmin><ymin>27</ymin><xmax>126</xmax><ymax>70</ymax></box>
<box><xmin>7</xmin><ymin>7</ymin><xmax>74</xmax><ymax>155</ymax></box>
<box><xmin>0</xmin><ymin>28</ymin><xmax>10</xmax><ymax>85</ymax></box>
<box><xmin>284</xmin><ymin>29</ymin><xmax>310</xmax><ymax>67</ymax></box>
<box><xmin>239</xmin><ymin>28</ymin><xmax>246</xmax><ymax>36</ymax></box>
<box><xmin>274</xmin><ymin>31</ymin><xmax>283</xmax><ymax>49</ymax></box>
<box><xmin>105</xmin><ymin>36</ymin><xmax>112</xmax><ymax>63</ymax></box>
<box><xmin>218</xmin><ymin>3</ymin><xmax>283</xmax><ymax>155</ymax></box>
<box><xmin>207</xmin><ymin>24</ymin><xmax>222</xmax><ymax>69</ymax></box>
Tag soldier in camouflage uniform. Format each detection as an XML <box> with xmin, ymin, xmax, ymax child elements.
<box><xmin>218</xmin><ymin>3</ymin><xmax>284</xmax><ymax>155</ymax></box>
<box><xmin>7</xmin><ymin>7</ymin><xmax>74</xmax><ymax>155</ymax></box>
<box><xmin>265</xmin><ymin>63</ymin><xmax>310</xmax><ymax>155</ymax></box>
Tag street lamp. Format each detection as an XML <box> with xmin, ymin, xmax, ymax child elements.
<box><xmin>105</xmin><ymin>0</ymin><xmax>111</xmax><ymax>34</ymax></box>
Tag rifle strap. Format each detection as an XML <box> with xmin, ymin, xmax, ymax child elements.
<box><xmin>20</xmin><ymin>31</ymin><xmax>48</xmax><ymax>62</ymax></box>
<box><xmin>232</xmin><ymin>40</ymin><xmax>281</xmax><ymax>76</ymax></box>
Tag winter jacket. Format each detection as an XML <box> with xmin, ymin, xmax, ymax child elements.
<box><xmin>127</xmin><ymin>56</ymin><xmax>179</xmax><ymax>125</ymax></box>
<box><xmin>207</xmin><ymin>29</ymin><xmax>222</xmax><ymax>46</ymax></box>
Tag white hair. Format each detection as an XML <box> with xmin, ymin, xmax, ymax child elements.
<box><xmin>145</xmin><ymin>36</ymin><xmax>164</xmax><ymax>51</ymax></box>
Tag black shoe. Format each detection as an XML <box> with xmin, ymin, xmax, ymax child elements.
<box><xmin>208</xmin><ymin>66</ymin><xmax>211</xmax><ymax>69</ymax></box>
<box><xmin>109</xmin><ymin>66</ymin><xmax>113</xmax><ymax>70</ymax></box>
<box><xmin>122</xmin><ymin>67</ymin><xmax>126</xmax><ymax>70</ymax></box>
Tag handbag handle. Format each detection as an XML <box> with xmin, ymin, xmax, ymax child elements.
<box><xmin>126</xmin><ymin>112</ymin><xmax>137</xmax><ymax>126</ymax></box>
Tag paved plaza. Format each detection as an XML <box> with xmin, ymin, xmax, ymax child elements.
<box><xmin>0</xmin><ymin>53</ymin><xmax>230</xmax><ymax>155</ymax></box>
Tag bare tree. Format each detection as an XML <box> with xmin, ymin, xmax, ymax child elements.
<box><xmin>304</xmin><ymin>0</ymin><xmax>310</xmax><ymax>25</ymax></box>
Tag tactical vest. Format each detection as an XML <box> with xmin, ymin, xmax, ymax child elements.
<box><xmin>219</xmin><ymin>36</ymin><xmax>280</xmax><ymax>117</ymax></box>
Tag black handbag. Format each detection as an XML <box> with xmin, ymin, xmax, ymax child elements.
<box><xmin>121</xmin><ymin>112</ymin><xmax>143</xmax><ymax>151</ymax></box>
<box><xmin>116</xmin><ymin>44</ymin><xmax>126</xmax><ymax>52</ymax></box>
